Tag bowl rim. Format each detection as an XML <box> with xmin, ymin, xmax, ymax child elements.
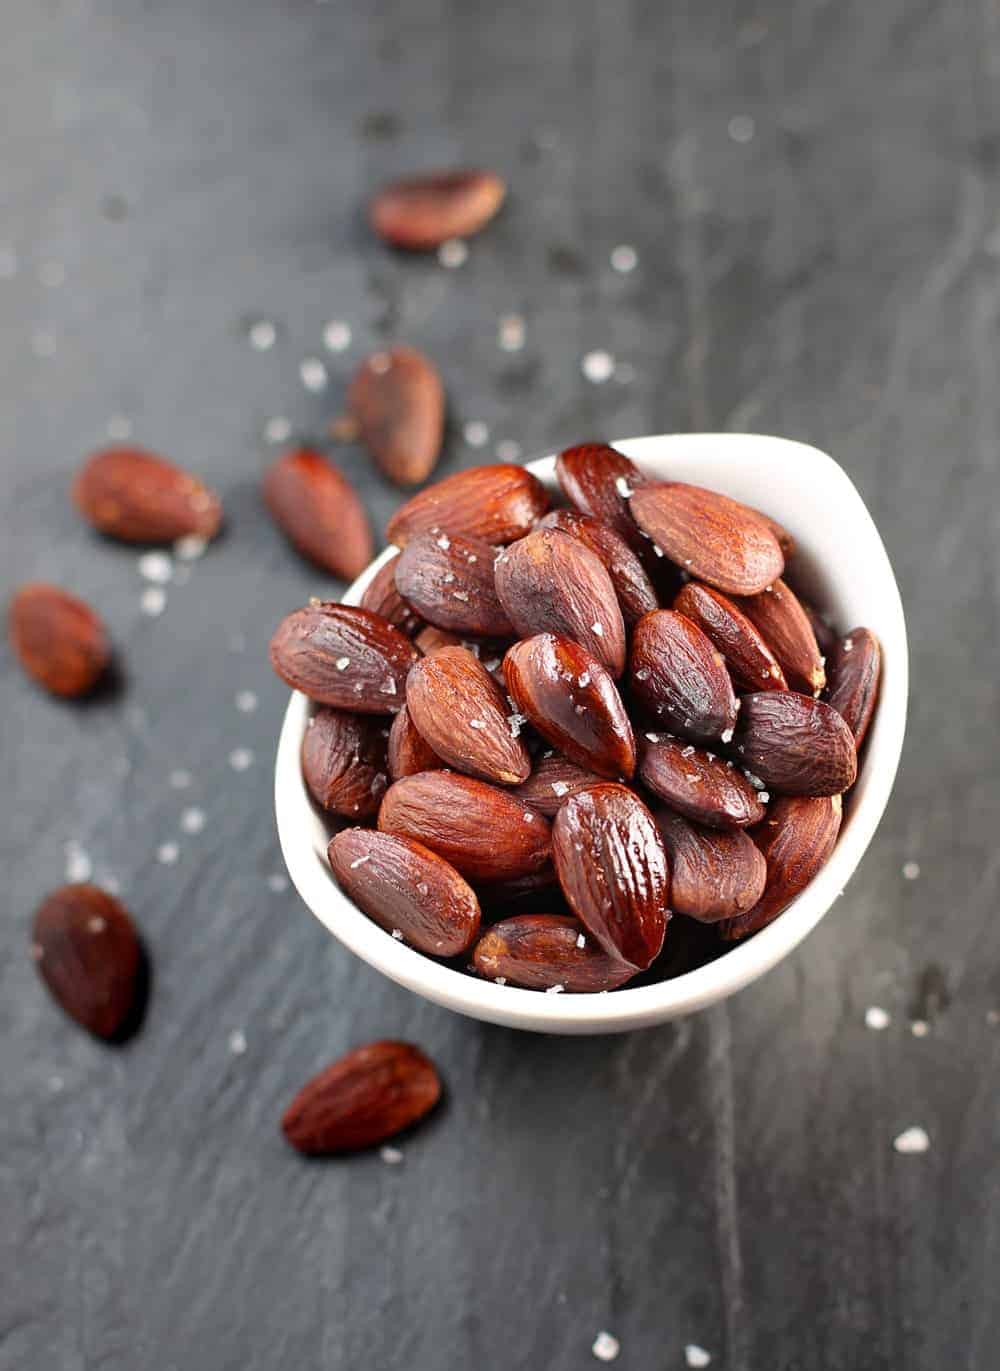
<box><xmin>274</xmin><ymin>433</ymin><xmax>908</xmax><ymax>1032</ymax></box>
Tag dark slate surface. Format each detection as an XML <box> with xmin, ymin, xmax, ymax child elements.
<box><xmin>2</xmin><ymin>1</ymin><xmax>998</xmax><ymax>1367</ymax></box>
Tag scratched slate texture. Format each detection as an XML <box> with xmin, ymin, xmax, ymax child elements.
<box><xmin>1</xmin><ymin>0</ymin><xmax>998</xmax><ymax>1368</ymax></box>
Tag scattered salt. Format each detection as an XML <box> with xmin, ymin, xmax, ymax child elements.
<box><xmin>350</xmin><ymin>854</ymin><xmax>372</xmax><ymax>869</ymax></box>
<box><xmin>582</xmin><ymin>350</ymin><xmax>615</xmax><ymax>384</ymax></box>
<box><xmin>64</xmin><ymin>840</ymin><xmax>92</xmax><ymax>883</ymax></box>
<box><xmin>721</xmin><ymin>728</ymin><xmax>734</xmax><ymax>744</ymax></box>
<box><xmin>902</xmin><ymin>861</ymin><xmax>921</xmax><ymax>881</ymax></box>
<box><xmin>391</xmin><ymin>928</ymin><xmax>404</xmax><ymax>941</ymax></box>
<box><xmin>614</xmin><ymin>476</ymin><xmax>633</xmax><ymax>499</ymax></box>
<box><xmin>438</xmin><ymin>238</ymin><xmax>468</xmax><ymax>268</ymax></box>
<box><xmin>496</xmin><ymin>439</ymin><xmax>522</xmax><ymax>461</ymax></box>
<box><xmin>235</xmin><ymin>689</ymin><xmax>257</xmax><ymax>713</ymax></box>
<box><xmin>494</xmin><ymin>976</ymin><xmax>507</xmax><ymax>986</ymax></box>
<box><xmin>592</xmin><ymin>1331</ymin><xmax>620</xmax><ymax>1362</ymax></box>
<box><xmin>229</xmin><ymin>747</ymin><xmax>254</xmax><ymax>772</ymax></box>
<box><xmin>169</xmin><ymin>769</ymin><xmax>192</xmax><ymax>789</ymax></box>
<box><xmin>228</xmin><ymin>1029</ymin><xmax>247</xmax><ymax>1055</ymax></box>
<box><xmin>175</xmin><ymin>534</ymin><xmax>207</xmax><ymax>561</ymax></box>
<box><xmin>335</xmin><ymin>657</ymin><xmax>351</xmax><ymax>671</ymax></box>
<box><xmin>436</xmin><ymin>534</ymin><xmax>451</xmax><ymax>550</ymax></box>
<box><xmin>299</xmin><ymin>357</ymin><xmax>328</xmax><ymax>391</ymax></box>
<box><xmin>681</xmin><ymin>745</ymin><xmax>696</xmax><ymax>758</ymax></box>
<box><xmin>323</xmin><ymin>320</ymin><xmax>352</xmax><ymax>352</ymax></box>
<box><xmin>865</xmin><ymin>1006</ymin><xmax>890</xmax><ymax>1031</ymax></box>
<box><xmin>264</xmin><ymin>416</ymin><xmax>292</xmax><ymax>443</ymax></box>
<box><xmin>577</xmin><ymin>672</ymin><xmax>591</xmax><ymax>688</ymax></box>
<box><xmin>843</xmin><ymin>637</ymin><xmax>854</xmax><ymax>652</ymax></box>
<box><xmin>498</xmin><ymin>314</ymin><xmax>526</xmax><ymax>351</ymax></box>
<box><xmin>893</xmin><ymin>1126</ymin><xmax>930</xmax><ymax>1155</ymax></box>
<box><xmin>380</xmin><ymin>1145</ymin><xmax>404</xmax><ymax>1165</ymax></box>
<box><xmin>685</xmin><ymin>1346</ymin><xmax>711</xmax><ymax>1369</ymax></box>
<box><xmin>551</xmin><ymin>781</ymin><xmax>569</xmax><ymax>797</ymax></box>
<box><xmin>157</xmin><ymin>841</ymin><xmax>179</xmax><ymax>865</ymax></box>
<box><xmin>452</xmin><ymin>590</ymin><xmax>470</xmax><ymax>603</ymax></box>
<box><xmin>610</xmin><ymin>244</ymin><xmax>638</xmax><ymax>274</ymax></box>
<box><xmin>180</xmin><ymin>806</ymin><xmax>206</xmax><ymax>835</ymax></box>
<box><xmin>267</xmin><ymin>873</ymin><xmax>289</xmax><ymax>893</ymax></box>
<box><xmin>546</xmin><ymin>984</ymin><xmax>565</xmax><ymax>995</ymax></box>
<box><xmin>911</xmin><ymin>1019</ymin><xmax>929</xmax><ymax>1038</ymax></box>
<box><xmin>645</xmin><ymin>733</ymin><xmax>661</xmax><ymax>743</ymax></box>
<box><xmin>523</xmin><ymin>811</ymin><xmax>535</xmax><ymax>822</ymax></box>
<box><xmin>463</xmin><ymin>420</ymin><xmax>489</xmax><ymax>448</ymax></box>
<box><xmin>140</xmin><ymin>587</ymin><xmax>167</xmax><ymax>617</ymax></box>
<box><xmin>591</xmin><ymin>621</ymin><xmax>604</xmax><ymax>637</ymax></box>
<box><xmin>379</xmin><ymin>679</ymin><xmax>398</xmax><ymax>695</ymax></box>
<box><xmin>576</xmin><ymin>933</ymin><xmax>586</xmax><ymax>949</ymax></box>
<box><xmin>106</xmin><ymin>414</ymin><xmax>132</xmax><ymax>439</ymax></box>
<box><xmin>758</xmin><ymin>792</ymin><xmax>770</xmax><ymax>804</ymax></box>
<box><xmin>247</xmin><ymin>319</ymin><xmax>277</xmax><ymax>351</ymax></box>
<box><xmin>468</xmin><ymin>719</ymin><xmax>487</xmax><ymax>731</ymax></box>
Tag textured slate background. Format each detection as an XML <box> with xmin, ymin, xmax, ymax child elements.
<box><xmin>2</xmin><ymin>1</ymin><xmax>998</xmax><ymax>1368</ymax></box>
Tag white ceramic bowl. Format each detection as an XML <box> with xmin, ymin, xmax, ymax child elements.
<box><xmin>275</xmin><ymin>433</ymin><xmax>908</xmax><ymax>1034</ymax></box>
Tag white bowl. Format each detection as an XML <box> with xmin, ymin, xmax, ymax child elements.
<box><xmin>274</xmin><ymin>433</ymin><xmax>908</xmax><ymax>1034</ymax></box>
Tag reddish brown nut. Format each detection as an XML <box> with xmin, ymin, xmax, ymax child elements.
<box><xmin>734</xmin><ymin>692</ymin><xmax>857</xmax><ymax>795</ymax></box>
<box><xmin>8</xmin><ymin>583</ymin><xmax>111</xmax><ymax>698</ymax></box>
<box><xmin>552</xmin><ymin>784</ymin><xmax>669</xmax><ymax>970</ymax></box>
<box><xmin>654</xmin><ymin>811</ymin><xmax>767</xmax><ymax>922</ymax></box>
<box><xmin>379</xmin><ymin>771</ymin><xmax>552</xmax><ymax>882</ymax></box>
<box><xmin>387</xmin><ymin>703</ymin><xmax>443</xmax><ymax>779</ymax></box>
<box><xmin>406</xmin><ymin>647</ymin><xmax>530</xmax><ymax>785</ymax></box>
<box><xmin>262</xmin><ymin>448</ymin><xmax>373</xmax><ymax>580</ymax></box>
<box><xmin>554</xmin><ymin>442</ymin><xmax>653</xmax><ymax>563</ymax></box>
<box><xmin>538</xmin><ymin>509</ymin><xmax>658</xmax><ymax>625</ymax></box>
<box><xmin>803</xmin><ymin>601</ymin><xmax>838</xmax><ymax>659</ymax></box>
<box><xmin>360</xmin><ymin>553</ymin><xmax>424</xmax><ymax>637</ymax></box>
<box><xmin>504</xmin><ymin>635</ymin><xmax>636</xmax><ymax>780</ymax></box>
<box><xmin>301</xmin><ymin>708</ymin><xmax>389</xmax><ymax>818</ymax></box>
<box><xmin>826</xmin><ymin>628</ymin><xmax>881</xmax><ymax>748</ymax></box>
<box><xmin>756</xmin><ymin>510</ymin><xmax>796</xmax><ymax>559</ymax></box>
<box><xmin>473</xmin><ymin>915</ymin><xmax>635</xmax><ymax>992</ymax></box>
<box><xmin>494</xmin><ymin>528</ymin><xmax>626</xmax><ymax>677</ymax></box>
<box><xmin>32</xmin><ymin>885</ymin><xmax>141</xmax><ymax>1039</ymax></box>
<box><xmin>638</xmin><ymin>734</ymin><xmax>766</xmax><ymax>829</ymax></box>
<box><xmin>475</xmin><ymin>865</ymin><xmax>565</xmax><ymax>919</ymax></box>
<box><xmin>282</xmin><ymin>1040</ymin><xmax>441</xmax><ymax>1156</ymax></box>
<box><xmin>720</xmin><ymin>795</ymin><xmax>842</xmax><ymax>939</ymax></box>
<box><xmin>414</xmin><ymin>624</ymin><xmax>463</xmax><ymax>655</ymax></box>
<box><xmin>629</xmin><ymin>610</ymin><xmax>738</xmax><ymax>744</ymax></box>
<box><xmin>395</xmin><ymin>532</ymin><xmax>513</xmax><ymax>638</ymax></box>
<box><xmin>386</xmin><ymin>464</ymin><xmax>549</xmax><ymax>548</ymax></box>
<box><xmin>629</xmin><ymin>482</ymin><xmax>784</xmax><ymax>595</ymax></box>
<box><xmin>673</xmin><ymin>581</ymin><xmax>787</xmax><ymax>691</ymax></box>
<box><xmin>736</xmin><ymin>579</ymin><xmax>826</xmax><ymax>694</ymax></box>
<box><xmin>369</xmin><ymin>169</ymin><xmax>506</xmax><ymax>250</ymax></box>
<box><xmin>509</xmin><ymin>752</ymin><xmax>606</xmax><ymax>817</ymax></box>
<box><xmin>72</xmin><ymin>446</ymin><xmax>222</xmax><ymax>544</ymax></box>
<box><xmin>347</xmin><ymin>347</ymin><xmax>445</xmax><ymax>487</ymax></box>
<box><xmin>329</xmin><ymin>828</ymin><xmax>480</xmax><ymax>956</ymax></box>
<box><xmin>269</xmin><ymin>603</ymin><xmax>418</xmax><ymax>712</ymax></box>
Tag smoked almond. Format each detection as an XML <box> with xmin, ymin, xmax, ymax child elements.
<box><xmin>262</xmin><ymin>448</ymin><xmax>373</xmax><ymax>579</ymax></box>
<box><xmin>826</xmin><ymin>628</ymin><xmax>881</xmax><ymax>748</ymax></box>
<box><xmin>360</xmin><ymin>553</ymin><xmax>424</xmax><ymax>636</ymax></box>
<box><xmin>9</xmin><ymin>583</ymin><xmax>111</xmax><ymax>698</ymax></box>
<box><xmin>654</xmin><ymin>811</ymin><xmax>766</xmax><ymax>922</ymax></box>
<box><xmin>673</xmin><ymin>581</ymin><xmax>787</xmax><ymax>692</ymax></box>
<box><xmin>72</xmin><ymin>446</ymin><xmax>222</xmax><ymax>544</ymax></box>
<box><xmin>386</xmin><ymin>463</ymin><xmax>549</xmax><ymax>548</ymax></box>
<box><xmin>269</xmin><ymin>602</ymin><xmax>418</xmax><ymax>712</ymax></box>
<box><xmin>554</xmin><ymin>442</ymin><xmax>652</xmax><ymax>562</ymax></box>
<box><xmin>395</xmin><ymin>532</ymin><xmax>513</xmax><ymax>638</ymax></box>
<box><xmin>638</xmin><ymin>734</ymin><xmax>766</xmax><ymax>829</ymax></box>
<box><xmin>369</xmin><ymin>169</ymin><xmax>505</xmax><ymax>250</ymax></box>
<box><xmin>736</xmin><ymin>579</ymin><xmax>826</xmax><ymax>694</ymax></box>
<box><xmin>347</xmin><ymin>347</ymin><xmax>445</xmax><ymax>487</ymax></box>
<box><xmin>629</xmin><ymin>610</ymin><xmax>738</xmax><ymax>743</ymax></box>
<box><xmin>538</xmin><ymin>508</ymin><xmax>658</xmax><ymax>625</ymax></box>
<box><xmin>733</xmin><ymin>692</ymin><xmax>857</xmax><ymax>795</ymax></box>
<box><xmin>473</xmin><ymin>915</ymin><xmax>635</xmax><ymax>992</ymax></box>
<box><xmin>32</xmin><ymin>884</ymin><xmax>142</xmax><ymax>1039</ymax></box>
<box><xmin>301</xmin><ymin>708</ymin><xmax>389</xmax><ymax>818</ymax></box>
<box><xmin>388</xmin><ymin>703</ymin><xmax>443</xmax><ymax>779</ymax></box>
<box><xmin>509</xmin><ymin>751</ymin><xmax>606</xmax><ymax>817</ymax></box>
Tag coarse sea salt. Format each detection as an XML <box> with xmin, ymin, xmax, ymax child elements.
<box><xmin>685</xmin><ymin>1346</ymin><xmax>711</xmax><ymax>1368</ymax></box>
<box><xmin>592</xmin><ymin>1331</ymin><xmax>620</xmax><ymax>1362</ymax></box>
<box><xmin>865</xmin><ymin>1006</ymin><xmax>890</xmax><ymax>1031</ymax></box>
<box><xmin>893</xmin><ymin>1126</ymin><xmax>930</xmax><ymax>1155</ymax></box>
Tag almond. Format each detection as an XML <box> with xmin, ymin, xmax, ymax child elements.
<box><xmin>803</xmin><ymin>600</ymin><xmax>838</xmax><ymax>659</ymax></box>
<box><xmin>720</xmin><ymin>795</ymin><xmax>842</xmax><ymax>940</ymax></box>
<box><xmin>72</xmin><ymin>446</ymin><xmax>222</xmax><ymax>544</ymax></box>
<box><xmin>554</xmin><ymin>442</ymin><xmax>653</xmax><ymax>563</ymax></box>
<box><xmin>379</xmin><ymin>771</ymin><xmax>552</xmax><ymax>882</ymax></box>
<box><xmin>347</xmin><ymin>347</ymin><xmax>445</xmax><ymax>487</ymax></box>
<box><xmin>301</xmin><ymin>708</ymin><xmax>389</xmax><ymax>818</ymax></box>
<box><xmin>629</xmin><ymin>482</ymin><xmax>784</xmax><ymax>595</ymax></box>
<box><xmin>9</xmin><ymin>583</ymin><xmax>111</xmax><ymax>698</ymax></box>
<box><xmin>509</xmin><ymin>751</ymin><xmax>606</xmax><ymax>817</ymax></box>
<box><xmin>269</xmin><ymin>602</ymin><xmax>418</xmax><ymax>712</ymax></box>
<box><xmin>629</xmin><ymin>610</ymin><xmax>738</xmax><ymax>743</ymax></box>
<box><xmin>360</xmin><ymin>553</ymin><xmax>424</xmax><ymax>636</ymax></box>
<box><xmin>328</xmin><ymin>828</ymin><xmax>480</xmax><ymax>955</ymax></box>
<box><xmin>735</xmin><ymin>579</ymin><xmax>826</xmax><ymax>694</ymax></box>
<box><xmin>395</xmin><ymin>532</ymin><xmax>513</xmax><ymax>638</ymax></box>
<box><xmin>551</xmin><ymin>783</ymin><xmax>669</xmax><ymax>970</ymax></box>
<box><xmin>406</xmin><ymin>646</ymin><xmax>531</xmax><ymax>784</ymax></box>
<box><xmin>32</xmin><ymin>884</ymin><xmax>142</xmax><ymax>1039</ymax></box>
<box><xmin>494</xmin><ymin>528</ymin><xmax>626</xmax><ymax>677</ymax></box>
<box><xmin>826</xmin><ymin>628</ymin><xmax>881</xmax><ymax>748</ymax></box>
<box><xmin>654</xmin><ymin>811</ymin><xmax>767</xmax><ymax>922</ymax></box>
<box><xmin>388</xmin><ymin>702</ymin><xmax>443</xmax><ymax>779</ymax></box>
<box><xmin>638</xmin><ymin>734</ymin><xmax>766</xmax><ymax>828</ymax></box>
<box><xmin>538</xmin><ymin>508</ymin><xmax>658</xmax><ymax>625</ymax></box>
<box><xmin>472</xmin><ymin>915</ymin><xmax>635</xmax><ymax>992</ymax></box>
<box><xmin>673</xmin><ymin>581</ymin><xmax>787</xmax><ymax>691</ymax></box>
<box><xmin>504</xmin><ymin>635</ymin><xmax>636</xmax><ymax>780</ymax></box>
<box><xmin>262</xmin><ymin>448</ymin><xmax>373</xmax><ymax>580</ymax></box>
<box><xmin>733</xmin><ymin>692</ymin><xmax>857</xmax><ymax>795</ymax></box>
<box><xmin>282</xmin><ymin>1040</ymin><xmax>441</xmax><ymax>1155</ymax></box>
<box><xmin>386</xmin><ymin>463</ymin><xmax>549</xmax><ymax>548</ymax></box>
<box><xmin>369</xmin><ymin>169</ymin><xmax>505</xmax><ymax>249</ymax></box>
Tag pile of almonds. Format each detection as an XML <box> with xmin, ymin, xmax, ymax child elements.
<box><xmin>271</xmin><ymin>442</ymin><xmax>881</xmax><ymax>995</ymax></box>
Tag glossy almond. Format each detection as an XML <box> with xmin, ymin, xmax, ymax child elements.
<box><xmin>551</xmin><ymin>783</ymin><xmax>669</xmax><ymax>970</ymax></box>
<box><xmin>262</xmin><ymin>448</ymin><xmax>373</xmax><ymax>579</ymax></box>
<box><xmin>504</xmin><ymin>635</ymin><xmax>635</xmax><ymax>780</ymax></box>
<box><xmin>509</xmin><ymin>752</ymin><xmax>605</xmax><ymax>817</ymax></box>
<box><xmin>395</xmin><ymin>532</ymin><xmax>513</xmax><ymax>638</ymax></box>
<box><xmin>473</xmin><ymin>915</ymin><xmax>635</xmax><ymax>992</ymax></box>
<box><xmin>736</xmin><ymin>579</ymin><xmax>826</xmax><ymax>694</ymax></box>
<box><xmin>733</xmin><ymin>692</ymin><xmax>857</xmax><ymax>795</ymax></box>
<box><xmin>654</xmin><ymin>811</ymin><xmax>767</xmax><ymax>922</ymax></box>
<box><xmin>9</xmin><ymin>583</ymin><xmax>111</xmax><ymax>698</ymax></box>
<box><xmin>388</xmin><ymin>703</ymin><xmax>443</xmax><ymax>779</ymax></box>
<box><xmin>538</xmin><ymin>509</ymin><xmax>658</xmax><ymax>625</ymax></box>
<box><xmin>826</xmin><ymin>628</ymin><xmax>881</xmax><ymax>748</ymax></box>
<box><xmin>347</xmin><ymin>347</ymin><xmax>445</xmax><ymax>487</ymax></box>
<box><xmin>379</xmin><ymin>771</ymin><xmax>552</xmax><ymax>882</ymax></box>
<box><xmin>360</xmin><ymin>553</ymin><xmax>423</xmax><ymax>636</ymax></box>
<box><xmin>32</xmin><ymin>884</ymin><xmax>141</xmax><ymax>1039</ymax></box>
<box><xmin>282</xmin><ymin>1040</ymin><xmax>441</xmax><ymax>1156</ymax></box>
<box><xmin>494</xmin><ymin>528</ymin><xmax>626</xmax><ymax>676</ymax></box>
<box><xmin>554</xmin><ymin>442</ymin><xmax>652</xmax><ymax>562</ymax></box>
<box><xmin>329</xmin><ymin>828</ymin><xmax>480</xmax><ymax>956</ymax></box>
<box><xmin>386</xmin><ymin>463</ymin><xmax>549</xmax><ymax>548</ymax></box>
<box><xmin>269</xmin><ymin>603</ymin><xmax>418</xmax><ymax>712</ymax></box>
<box><xmin>301</xmin><ymin>708</ymin><xmax>389</xmax><ymax>818</ymax></box>
<box><xmin>638</xmin><ymin>734</ymin><xmax>766</xmax><ymax>828</ymax></box>
<box><xmin>72</xmin><ymin>446</ymin><xmax>222</xmax><ymax>544</ymax></box>
<box><xmin>629</xmin><ymin>482</ymin><xmax>784</xmax><ymax>595</ymax></box>
<box><xmin>629</xmin><ymin>610</ymin><xmax>738</xmax><ymax>743</ymax></box>
<box><xmin>720</xmin><ymin>795</ymin><xmax>842</xmax><ymax>940</ymax></box>
<box><xmin>369</xmin><ymin>169</ymin><xmax>505</xmax><ymax>249</ymax></box>
<box><xmin>406</xmin><ymin>647</ymin><xmax>530</xmax><ymax>784</ymax></box>
<box><xmin>673</xmin><ymin>581</ymin><xmax>787</xmax><ymax>691</ymax></box>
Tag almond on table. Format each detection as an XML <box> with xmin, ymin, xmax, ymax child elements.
<box><xmin>9</xmin><ymin>583</ymin><xmax>111</xmax><ymax>698</ymax></box>
<box><xmin>72</xmin><ymin>446</ymin><xmax>222</xmax><ymax>544</ymax></box>
<box><xmin>369</xmin><ymin>169</ymin><xmax>506</xmax><ymax>250</ymax></box>
<box><xmin>263</xmin><ymin>448</ymin><xmax>373</xmax><ymax>581</ymax></box>
<box><xmin>347</xmin><ymin>347</ymin><xmax>445</xmax><ymax>487</ymax></box>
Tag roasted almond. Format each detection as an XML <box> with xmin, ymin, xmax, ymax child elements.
<box><xmin>504</xmin><ymin>635</ymin><xmax>636</xmax><ymax>780</ymax></box>
<box><xmin>388</xmin><ymin>703</ymin><xmax>443</xmax><ymax>779</ymax></box>
<box><xmin>509</xmin><ymin>751</ymin><xmax>606</xmax><ymax>817</ymax></box>
<box><xmin>282</xmin><ymin>1040</ymin><xmax>441</xmax><ymax>1155</ymax></box>
<box><xmin>629</xmin><ymin>482</ymin><xmax>784</xmax><ymax>595</ymax></box>
<box><xmin>538</xmin><ymin>508</ymin><xmax>658</xmax><ymax>625</ymax></box>
<box><xmin>347</xmin><ymin>347</ymin><xmax>445</xmax><ymax>487</ymax></box>
<box><xmin>638</xmin><ymin>733</ymin><xmax>766</xmax><ymax>828</ymax></box>
<box><xmin>262</xmin><ymin>447</ymin><xmax>373</xmax><ymax>580</ymax></box>
<box><xmin>406</xmin><ymin>646</ymin><xmax>531</xmax><ymax>784</ymax></box>
<box><xmin>733</xmin><ymin>692</ymin><xmax>857</xmax><ymax>795</ymax></box>
<box><xmin>72</xmin><ymin>446</ymin><xmax>222</xmax><ymax>544</ymax></box>
<box><xmin>395</xmin><ymin>532</ymin><xmax>513</xmax><ymax>638</ymax></box>
<box><xmin>673</xmin><ymin>581</ymin><xmax>787</xmax><ymax>691</ymax></box>
<box><xmin>269</xmin><ymin>602</ymin><xmax>418</xmax><ymax>712</ymax></box>
<box><xmin>32</xmin><ymin>884</ymin><xmax>142</xmax><ymax>1039</ymax></box>
<box><xmin>360</xmin><ymin>553</ymin><xmax>424</xmax><ymax>636</ymax></box>
<box><xmin>369</xmin><ymin>169</ymin><xmax>506</xmax><ymax>250</ymax></box>
<box><xmin>654</xmin><ymin>811</ymin><xmax>767</xmax><ymax>922</ymax></box>
<box><xmin>826</xmin><ymin>627</ymin><xmax>881</xmax><ymax>748</ymax></box>
<box><xmin>551</xmin><ymin>783</ymin><xmax>669</xmax><ymax>970</ymax></box>
<box><xmin>329</xmin><ymin>828</ymin><xmax>480</xmax><ymax>955</ymax></box>
<box><xmin>494</xmin><ymin>528</ymin><xmax>626</xmax><ymax>677</ymax></box>
<box><xmin>736</xmin><ymin>579</ymin><xmax>826</xmax><ymax>694</ymax></box>
<box><xmin>554</xmin><ymin>442</ymin><xmax>653</xmax><ymax>563</ymax></box>
<box><xmin>386</xmin><ymin>463</ymin><xmax>549</xmax><ymax>548</ymax></box>
<box><xmin>720</xmin><ymin>795</ymin><xmax>842</xmax><ymax>939</ymax></box>
<box><xmin>629</xmin><ymin>610</ymin><xmax>738</xmax><ymax>743</ymax></box>
<box><xmin>379</xmin><ymin>771</ymin><xmax>552</xmax><ymax>882</ymax></box>
<box><xmin>472</xmin><ymin>915</ymin><xmax>635</xmax><ymax>992</ymax></box>
<box><xmin>301</xmin><ymin>708</ymin><xmax>389</xmax><ymax>818</ymax></box>
<box><xmin>9</xmin><ymin>583</ymin><xmax>111</xmax><ymax>698</ymax></box>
